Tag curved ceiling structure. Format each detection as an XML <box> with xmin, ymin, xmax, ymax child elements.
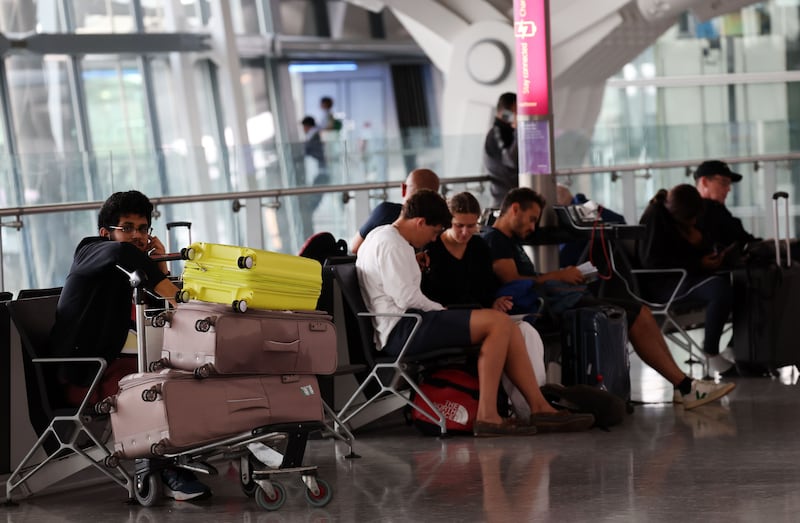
<box><xmin>345</xmin><ymin>0</ymin><xmax>762</xmax><ymax>171</ymax></box>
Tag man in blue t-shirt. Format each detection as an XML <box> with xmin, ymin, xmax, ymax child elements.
<box><xmin>350</xmin><ymin>168</ymin><xmax>440</xmax><ymax>254</ymax></box>
<box><xmin>483</xmin><ymin>187</ymin><xmax>736</xmax><ymax>411</ymax></box>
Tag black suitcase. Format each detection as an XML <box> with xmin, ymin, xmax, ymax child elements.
<box><xmin>560</xmin><ymin>305</ymin><xmax>630</xmax><ymax>400</ymax></box>
<box><xmin>732</xmin><ymin>192</ymin><xmax>800</xmax><ymax>368</ymax></box>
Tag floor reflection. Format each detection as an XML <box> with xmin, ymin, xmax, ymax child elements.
<box><xmin>6</xmin><ymin>347</ymin><xmax>800</xmax><ymax>522</ymax></box>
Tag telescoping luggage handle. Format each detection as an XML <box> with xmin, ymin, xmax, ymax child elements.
<box><xmin>772</xmin><ymin>191</ymin><xmax>791</xmax><ymax>268</ymax></box>
<box><xmin>115</xmin><ymin>265</ymin><xmax>151</xmax><ymax>373</ymax></box>
<box><xmin>166</xmin><ymin>221</ymin><xmax>192</xmax><ymax>251</ymax></box>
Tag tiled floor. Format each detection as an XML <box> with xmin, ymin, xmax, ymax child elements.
<box><xmin>4</xmin><ymin>357</ymin><xmax>800</xmax><ymax>523</ymax></box>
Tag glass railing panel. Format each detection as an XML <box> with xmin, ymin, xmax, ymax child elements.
<box><xmin>4</xmin><ymin>135</ymin><xmax>800</xmax><ymax>292</ymax></box>
<box><xmin>5</xmin><ymin>152</ymin><xmax>112</xmax><ymax>206</ymax></box>
<box><xmin>2</xmin><ymin>209</ymin><xmax>97</xmax><ymax>295</ymax></box>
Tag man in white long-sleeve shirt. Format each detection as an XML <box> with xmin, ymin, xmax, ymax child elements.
<box><xmin>355</xmin><ymin>189</ymin><xmax>594</xmax><ymax>436</ymax></box>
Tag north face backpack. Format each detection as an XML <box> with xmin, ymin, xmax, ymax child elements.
<box><xmin>410</xmin><ymin>368</ymin><xmax>479</xmax><ymax>436</ymax></box>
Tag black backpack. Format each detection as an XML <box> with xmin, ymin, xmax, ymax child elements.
<box><xmin>540</xmin><ymin>383</ymin><xmax>630</xmax><ymax>430</ymax></box>
<box><xmin>298</xmin><ymin>232</ymin><xmax>348</xmax><ymax>265</ymax></box>
<box><xmin>299</xmin><ymin>232</ymin><xmax>349</xmax><ymax>312</ymax></box>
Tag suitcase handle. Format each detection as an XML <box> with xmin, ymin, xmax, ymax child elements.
<box><xmin>166</xmin><ymin>221</ymin><xmax>193</xmax><ymax>251</ymax></box>
<box><xmin>772</xmin><ymin>192</ymin><xmax>791</xmax><ymax>268</ymax></box>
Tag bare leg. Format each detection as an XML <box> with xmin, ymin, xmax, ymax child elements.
<box><xmin>502</xmin><ymin>325</ymin><xmax>557</xmax><ymax>414</ymax></box>
<box><xmin>629</xmin><ymin>307</ymin><xmax>687</xmax><ymax>386</ymax></box>
<box><xmin>469</xmin><ymin>309</ymin><xmax>511</xmax><ymax>424</ymax></box>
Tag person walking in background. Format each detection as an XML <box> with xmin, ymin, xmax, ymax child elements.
<box><xmin>320</xmin><ymin>96</ymin><xmax>341</xmax><ymax>131</ymax></box>
<box><xmin>298</xmin><ymin>116</ymin><xmax>329</xmax><ymax>240</ymax></box>
<box><xmin>483</xmin><ymin>92</ymin><xmax>518</xmax><ymax>207</ymax></box>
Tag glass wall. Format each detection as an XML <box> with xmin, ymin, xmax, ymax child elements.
<box><xmin>594</xmin><ymin>1</ymin><xmax>800</xmax><ymax>164</ymax></box>
<box><xmin>3</xmin><ymin>1</ymin><xmax>800</xmax><ymax>293</ymax></box>
<box><xmin>584</xmin><ymin>0</ymin><xmax>800</xmax><ymax>228</ymax></box>
<box><xmin>0</xmin><ymin>0</ymin><xmax>430</xmax><ymax>294</ymax></box>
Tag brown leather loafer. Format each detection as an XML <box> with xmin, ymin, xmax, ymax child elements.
<box><xmin>473</xmin><ymin>419</ymin><xmax>538</xmax><ymax>437</ymax></box>
<box><xmin>529</xmin><ymin>411</ymin><xmax>595</xmax><ymax>433</ymax></box>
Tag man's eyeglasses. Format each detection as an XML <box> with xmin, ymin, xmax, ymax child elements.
<box><xmin>108</xmin><ymin>224</ymin><xmax>152</xmax><ymax>235</ymax></box>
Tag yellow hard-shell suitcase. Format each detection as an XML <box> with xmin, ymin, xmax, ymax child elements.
<box><xmin>179</xmin><ymin>242</ymin><xmax>322</xmax><ymax>312</ymax></box>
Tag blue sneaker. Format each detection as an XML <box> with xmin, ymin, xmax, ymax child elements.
<box><xmin>162</xmin><ymin>468</ymin><xmax>211</xmax><ymax>501</ymax></box>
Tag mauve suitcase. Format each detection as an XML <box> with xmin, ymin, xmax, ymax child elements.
<box><xmin>732</xmin><ymin>192</ymin><xmax>800</xmax><ymax>368</ymax></box>
<box><xmin>560</xmin><ymin>305</ymin><xmax>631</xmax><ymax>401</ymax></box>
<box><xmin>180</xmin><ymin>242</ymin><xmax>321</xmax><ymax>312</ymax></box>
<box><xmin>109</xmin><ymin>369</ymin><xmax>324</xmax><ymax>459</ymax></box>
<box><xmin>156</xmin><ymin>301</ymin><xmax>337</xmax><ymax>376</ymax></box>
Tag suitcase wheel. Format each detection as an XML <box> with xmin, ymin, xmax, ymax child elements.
<box><xmin>135</xmin><ymin>472</ymin><xmax>163</xmax><ymax>507</ymax></box>
<box><xmin>142</xmin><ymin>386</ymin><xmax>161</xmax><ymax>402</ymax></box>
<box><xmin>95</xmin><ymin>397</ymin><xmax>115</xmax><ymax>415</ymax></box>
<box><xmin>148</xmin><ymin>359</ymin><xmax>166</xmax><ymax>372</ymax></box>
<box><xmin>176</xmin><ymin>290</ymin><xmax>190</xmax><ymax>303</ymax></box>
<box><xmin>151</xmin><ymin>311</ymin><xmax>171</xmax><ymax>328</ymax></box>
<box><xmin>150</xmin><ymin>441</ymin><xmax>167</xmax><ymax>456</ymax></box>
<box><xmin>237</xmin><ymin>255</ymin><xmax>254</xmax><ymax>269</ymax></box>
<box><xmin>255</xmin><ymin>481</ymin><xmax>286</xmax><ymax>511</ymax></box>
<box><xmin>103</xmin><ymin>453</ymin><xmax>120</xmax><ymax>468</ymax></box>
<box><xmin>232</xmin><ymin>300</ymin><xmax>248</xmax><ymax>313</ymax></box>
<box><xmin>195</xmin><ymin>318</ymin><xmax>213</xmax><ymax>332</ymax></box>
<box><xmin>181</xmin><ymin>247</ymin><xmax>196</xmax><ymax>261</ymax></box>
<box><xmin>303</xmin><ymin>477</ymin><xmax>333</xmax><ymax>508</ymax></box>
<box><xmin>193</xmin><ymin>365</ymin><xmax>211</xmax><ymax>379</ymax></box>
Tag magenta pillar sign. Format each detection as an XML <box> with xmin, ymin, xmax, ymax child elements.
<box><xmin>519</xmin><ymin>119</ymin><xmax>551</xmax><ymax>175</ymax></box>
<box><xmin>514</xmin><ymin>0</ymin><xmax>550</xmax><ymax>116</ymax></box>
<box><xmin>514</xmin><ymin>0</ymin><xmax>553</xmax><ymax>175</ymax></box>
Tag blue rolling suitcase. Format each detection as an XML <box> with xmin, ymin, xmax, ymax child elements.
<box><xmin>560</xmin><ymin>305</ymin><xmax>630</xmax><ymax>401</ymax></box>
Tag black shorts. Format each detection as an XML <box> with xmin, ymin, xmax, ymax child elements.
<box><xmin>383</xmin><ymin>309</ymin><xmax>472</xmax><ymax>357</ymax></box>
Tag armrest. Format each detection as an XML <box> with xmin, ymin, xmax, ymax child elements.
<box><xmin>32</xmin><ymin>356</ymin><xmax>107</xmax><ymax>365</ymax></box>
<box><xmin>357</xmin><ymin>311</ymin><xmax>423</xmax><ymax>361</ymax></box>
<box><xmin>627</xmin><ymin>268</ymin><xmax>688</xmax><ymax>309</ymax></box>
<box><xmin>31</xmin><ymin>356</ymin><xmax>109</xmax><ymax>412</ymax></box>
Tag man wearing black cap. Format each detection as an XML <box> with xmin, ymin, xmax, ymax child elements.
<box><xmin>694</xmin><ymin>159</ymin><xmax>758</xmax><ymax>250</ymax></box>
<box><xmin>695</xmin><ymin>160</ymin><xmax>764</xmax><ymax>376</ymax></box>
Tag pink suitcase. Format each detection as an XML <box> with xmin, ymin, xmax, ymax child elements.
<box><xmin>155</xmin><ymin>301</ymin><xmax>337</xmax><ymax>377</ymax></box>
<box><xmin>108</xmin><ymin>369</ymin><xmax>324</xmax><ymax>459</ymax></box>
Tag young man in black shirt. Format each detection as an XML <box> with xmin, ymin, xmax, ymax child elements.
<box><xmin>49</xmin><ymin>190</ymin><xmax>211</xmax><ymax>501</ymax></box>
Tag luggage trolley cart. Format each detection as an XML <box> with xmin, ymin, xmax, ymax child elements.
<box><xmin>98</xmin><ymin>265</ymin><xmax>333</xmax><ymax>510</ymax></box>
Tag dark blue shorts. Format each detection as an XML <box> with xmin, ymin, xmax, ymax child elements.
<box><xmin>383</xmin><ymin>309</ymin><xmax>472</xmax><ymax>357</ymax></box>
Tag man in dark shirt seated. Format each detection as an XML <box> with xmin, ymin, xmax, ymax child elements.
<box><xmin>482</xmin><ymin>187</ymin><xmax>736</xmax><ymax>410</ymax></box>
<box><xmin>694</xmin><ymin>160</ymin><xmax>758</xmax><ymax>256</ymax></box>
<box><xmin>48</xmin><ymin>190</ymin><xmax>211</xmax><ymax>501</ymax></box>
<box><xmin>350</xmin><ymin>168</ymin><xmax>439</xmax><ymax>254</ymax></box>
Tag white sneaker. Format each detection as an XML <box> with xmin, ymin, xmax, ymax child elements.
<box><xmin>682</xmin><ymin>380</ymin><xmax>736</xmax><ymax>410</ymax></box>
